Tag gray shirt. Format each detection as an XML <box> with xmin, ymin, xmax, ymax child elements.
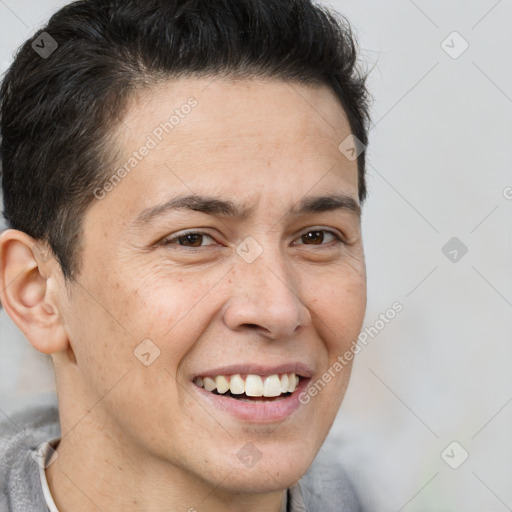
<box><xmin>0</xmin><ymin>402</ymin><xmax>361</xmax><ymax>511</ymax></box>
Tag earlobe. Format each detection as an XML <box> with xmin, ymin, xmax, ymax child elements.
<box><xmin>0</xmin><ymin>229</ymin><xmax>69</xmax><ymax>355</ymax></box>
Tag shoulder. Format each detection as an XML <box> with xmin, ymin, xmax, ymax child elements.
<box><xmin>0</xmin><ymin>399</ymin><xmax>60</xmax><ymax>512</ymax></box>
<box><xmin>298</xmin><ymin>447</ymin><xmax>362</xmax><ymax>512</ymax></box>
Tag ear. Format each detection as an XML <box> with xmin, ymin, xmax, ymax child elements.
<box><xmin>0</xmin><ymin>229</ymin><xmax>68</xmax><ymax>355</ymax></box>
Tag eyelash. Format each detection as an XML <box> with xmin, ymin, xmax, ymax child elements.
<box><xmin>160</xmin><ymin>228</ymin><xmax>346</xmax><ymax>249</ymax></box>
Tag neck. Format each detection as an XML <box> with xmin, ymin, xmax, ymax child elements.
<box><xmin>45</xmin><ymin>413</ymin><xmax>286</xmax><ymax>512</ymax></box>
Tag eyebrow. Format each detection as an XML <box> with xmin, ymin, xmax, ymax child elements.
<box><xmin>133</xmin><ymin>193</ymin><xmax>361</xmax><ymax>227</ymax></box>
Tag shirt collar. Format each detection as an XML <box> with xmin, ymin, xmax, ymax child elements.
<box><xmin>287</xmin><ymin>482</ymin><xmax>308</xmax><ymax>512</ymax></box>
<box><xmin>33</xmin><ymin>437</ymin><xmax>60</xmax><ymax>512</ymax></box>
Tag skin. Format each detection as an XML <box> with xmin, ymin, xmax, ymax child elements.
<box><xmin>0</xmin><ymin>77</ymin><xmax>366</xmax><ymax>512</ymax></box>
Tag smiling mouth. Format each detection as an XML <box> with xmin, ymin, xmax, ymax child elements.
<box><xmin>193</xmin><ymin>373</ymin><xmax>302</xmax><ymax>402</ymax></box>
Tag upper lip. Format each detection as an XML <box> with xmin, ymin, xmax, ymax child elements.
<box><xmin>193</xmin><ymin>363</ymin><xmax>313</xmax><ymax>379</ymax></box>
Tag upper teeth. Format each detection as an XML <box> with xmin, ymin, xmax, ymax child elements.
<box><xmin>193</xmin><ymin>373</ymin><xmax>300</xmax><ymax>397</ymax></box>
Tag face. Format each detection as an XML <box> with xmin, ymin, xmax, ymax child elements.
<box><xmin>57</xmin><ymin>77</ymin><xmax>366</xmax><ymax>493</ymax></box>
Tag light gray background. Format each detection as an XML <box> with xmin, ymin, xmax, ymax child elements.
<box><xmin>1</xmin><ymin>1</ymin><xmax>511</xmax><ymax>510</ymax></box>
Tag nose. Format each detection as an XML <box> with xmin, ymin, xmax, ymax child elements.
<box><xmin>222</xmin><ymin>246</ymin><xmax>311</xmax><ymax>340</ymax></box>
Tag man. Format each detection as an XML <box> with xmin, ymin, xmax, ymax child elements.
<box><xmin>0</xmin><ymin>0</ymin><xmax>371</xmax><ymax>510</ymax></box>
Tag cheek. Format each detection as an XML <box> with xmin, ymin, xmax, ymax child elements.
<box><xmin>313</xmin><ymin>266</ymin><xmax>367</xmax><ymax>351</ymax></box>
<box><xmin>307</xmin><ymin>272</ymin><xmax>365</xmax><ymax>426</ymax></box>
<box><xmin>62</xmin><ymin>287</ymin><xmax>136</xmax><ymax>404</ymax></box>
<box><xmin>113</xmin><ymin>271</ymin><xmax>218</xmax><ymax>365</ymax></box>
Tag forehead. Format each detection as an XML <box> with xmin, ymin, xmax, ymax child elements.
<box><xmin>121</xmin><ymin>77</ymin><xmax>353</xmax><ymax>162</ymax></box>
<box><xmin>88</xmin><ymin>77</ymin><xmax>359</xmax><ymax>231</ymax></box>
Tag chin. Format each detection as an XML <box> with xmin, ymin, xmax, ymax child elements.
<box><xmin>213</xmin><ymin>463</ymin><xmax>307</xmax><ymax>494</ymax></box>
<box><xmin>206</xmin><ymin>442</ymin><xmax>317</xmax><ymax>494</ymax></box>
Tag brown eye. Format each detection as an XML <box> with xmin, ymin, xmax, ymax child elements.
<box><xmin>295</xmin><ymin>230</ymin><xmax>341</xmax><ymax>246</ymax></box>
<box><xmin>301</xmin><ymin>231</ymin><xmax>325</xmax><ymax>245</ymax></box>
<box><xmin>176</xmin><ymin>233</ymin><xmax>204</xmax><ymax>247</ymax></box>
<box><xmin>162</xmin><ymin>232</ymin><xmax>216</xmax><ymax>248</ymax></box>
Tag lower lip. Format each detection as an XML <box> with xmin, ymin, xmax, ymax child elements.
<box><xmin>192</xmin><ymin>378</ymin><xmax>310</xmax><ymax>423</ymax></box>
